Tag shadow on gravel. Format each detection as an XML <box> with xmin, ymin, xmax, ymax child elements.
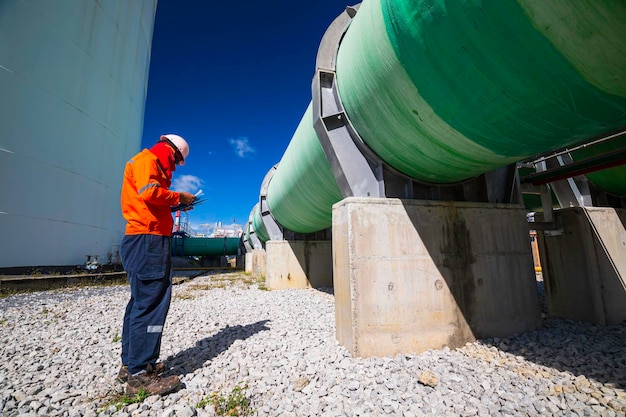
<box><xmin>315</xmin><ymin>287</ymin><xmax>334</xmax><ymax>296</ymax></box>
<box><xmin>480</xmin><ymin>298</ymin><xmax>626</xmax><ymax>390</ymax></box>
<box><xmin>165</xmin><ymin>320</ymin><xmax>271</xmax><ymax>376</ymax></box>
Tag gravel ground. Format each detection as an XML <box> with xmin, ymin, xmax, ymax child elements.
<box><xmin>0</xmin><ymin>272</ymin><xmax>625</xmax><ymax>417</ymax></box>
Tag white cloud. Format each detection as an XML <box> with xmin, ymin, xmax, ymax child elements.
<box><xmin>172</xmin><ymin>175</ymin><xmax>203</xmax><ymax>193</ymax></box>
<box><xmin>228</xmin><ymin>137</ymin><xmax>256</xmax><ymax>158</ymax></box>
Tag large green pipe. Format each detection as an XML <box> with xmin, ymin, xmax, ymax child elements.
<box><xmin>571</xmin><ymin>135</ymin><xmax>626</xmax><ymax>196</ymax></box>
<box><xmin>171</xmin><ymin>237</ymin><xmax>240</xmax><ymax>257</ymax></box>
<box><xmin>266</xmin><ymin>103</ymin><xmax>343</xmax><ymax>233</ymax></box>
<box><xmin>264</xmin><ymin>0</ymin><xmax>626</xmax><ymax>236</ymax></box>
<box><xmin>252</xmin><ymin>206</ymin><xmax>270</xmax><ymax>243</ymax></box>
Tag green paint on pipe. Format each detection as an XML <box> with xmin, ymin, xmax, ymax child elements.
<box><xmin>261</xmin><ymin>0</ymin><xmax>626</xmax><ymax>237</ymax></box>
<box><xmin>171</xmin><ymin>237</ymin><xmax>240</xmax><ymax>257</ymax></box>
<box><xmin>337</xmin><ymin>0</ymin><xmax>626</xmax><ymax>183</ymax></box>
<box><xmin>337</xmin><ymin>0</ymin><xmax>505</xmax><ymax>184</ymax></box>
<box><xmin>570</xmin><ymin>135</ymin><xmax>626</xmax><ymax>196</ymax></box>
<box><xmin>265</xmin><ymin>103</ymin><xmax>343</xmax><ymax>233</ymax></box>
<box><xmin>252</xmin><ymin>205</ymin><xmax>270</xmax><ymax>243</ymax></box>
<box><xmin>518</xmin><ymin>0</ymin><xmax>626</xmax><ymax>97</ymax></box>
<box><xmin>522</xmin><ymin>193</ymin><xmax>560</xmax><ymax>213</ymax></box>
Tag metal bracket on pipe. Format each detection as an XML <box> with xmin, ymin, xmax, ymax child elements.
<box><xmin>243</xmin><ymin>204</ymin><xmax>263</xmax><ymax>251</ymax></box>
<box><xmin>311</xmin><ymin>3</ymin><xmax>386</xmax><ymax>198</ymax></box>
<box><xmin>250</xmin><ymin>229</ymin><xmax>263</xmax><ymax>249</ymax></box>
<box><xmin>247</xmin><ymin>227</ymin><xmax>263</xmax><ymax>250</ymax></box>
<box><xmin>242</xmin><ymin>229</ymin><xmax>253</xmax><ymax>252</ymax></box>
<box><xmin>312</xmin><ymin>70</ymin><xmax>384</xmax><ymax>197</ymax></box>
<box><xmin>248</xmin><ymin>227</ymin><xmax>263</xmax><ymax>251</ymax></box>
<box><xmin>258</xmin><ymin>165</ymin><xmax>284</xmax><ymax>241</ymax></box>
<box><xmin>542</xmin><ymin>156</ymin><xmax>593</xmax><ymax>208</ymax></box>
<box><xmin>311</xmin><ymin>4</ymin><xmax>522</xmax><ymax>204</ymax></box>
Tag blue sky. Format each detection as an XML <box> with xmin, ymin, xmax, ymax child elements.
<box><xmin>141</xmin><ymin>0</ymin><xmax>351</xmax><ymax>234</ymax></box>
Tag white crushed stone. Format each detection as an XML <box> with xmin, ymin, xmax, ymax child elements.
<box><xmin>1</xmin><ymin>273</ymin><xmax>625</xmax><ymax>417</ymax></box>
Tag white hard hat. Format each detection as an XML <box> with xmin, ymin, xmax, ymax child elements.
<box><xmin>160</xmin><ymin>134</ymin><xmax>189</xmax><ymax>166</ymax></box>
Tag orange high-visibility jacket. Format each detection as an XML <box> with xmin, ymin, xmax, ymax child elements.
<box><xmin>121</xmin><ymin>149</ymin><xmax>181</xmax><ymax>235</ymax></box>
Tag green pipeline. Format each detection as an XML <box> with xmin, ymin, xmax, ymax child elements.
<box><xmin>263</xmin><ymin>0</ymin><xmax>626</xmax><ymax>236</ymax></box>
<box><xmin>171</xmin><ymin>237</ymin><xmax>240</xmax><ymax>257</ymax></box>
<box><xmin>266</xmin><ymin>103</ymin><xmax>343</xmax><ymax>233</ymax></box>
<box><xmin>252</xmin><ymin>205</ymin><xmax>270</xmax><ymax>243</ymax></box>
<box><xmin>570</xmin><ymin>135</ymin><xmax>626</xmax><ymax>196</ymax></box>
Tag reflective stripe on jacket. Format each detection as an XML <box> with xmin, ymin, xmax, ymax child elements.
<box><xmin>121</xmin><ymin>149</ymin><xmax>181</xmax><ymax>236</ymax></box>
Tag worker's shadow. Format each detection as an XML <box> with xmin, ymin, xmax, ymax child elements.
<box><xmin>164</xmin><ymin>319</ymin><xmax>271</xmax><ymax>376</ymax></box>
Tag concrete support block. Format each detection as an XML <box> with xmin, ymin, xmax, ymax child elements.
<box><xmin>266</xmin><ymin>240</ymin><xmax>332</xmax><ymax>289</ymax></box>
<box><xmin>537</xmin><ymin>207</ymin><xmax>626</xmax><ymax>325</ymax></box>
<box><xmin>244</xmin><ymin>252</ymin><xmax>253</xmax><ymax>273</ymax></box>
<box><xmin>249</xmin><ymin>249</ymin><xmax>266</xmax><ymax>280</ymax></box>
<box><xmin>235</xmin><ymin>255</ymin><xmax>244</xmax><ymax>269</ymax></box>
<box><xmin>333</xmin><ymin>197</ymin><xmax>541</xmax><ymax>358</ymax></box>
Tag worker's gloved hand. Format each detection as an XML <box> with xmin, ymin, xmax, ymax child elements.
<box><xmin>179</xmin><ymin>192</ymin><xmax>196</xmax><ymax>205</ymax></box>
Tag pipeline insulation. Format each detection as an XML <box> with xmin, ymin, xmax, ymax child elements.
<box><xmin>259</xmin><ymin>0</ymin><xmax>626</xmax><ymax>237</ymax></box>
<box><xmin>265</xmin><ymin>104</ymin><xmax>343</xmax><ymax>233</ymax></box>
<box><xmin>337</xmin><ymin>0</ymin><xmax>626</xmax><ymax>183</ymax></box>
<box><xmin>252</xmin><ymin>206</ymin><xmax>271</xmax><ymax>243</ymax></box>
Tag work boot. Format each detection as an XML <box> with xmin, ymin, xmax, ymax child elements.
<box><xmin>125</xmin><ymin>370</ymin><xmax>181</xmax><ymax>396</ymax></box>
<box><xmin>117</xmin><ymin>362</ymin><xmax>169</xmax><ymax>383</ymax></box>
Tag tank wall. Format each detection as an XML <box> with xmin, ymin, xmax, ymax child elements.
<box><xmin>0</xmin><ymin>0</ymin><xmax>158</xmax><ymax>267</ymax></box>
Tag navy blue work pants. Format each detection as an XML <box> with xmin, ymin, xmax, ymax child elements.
<box><xmin>119</xmin><ymin>234</ymin><xmax>172</xmax><ymax>375</ymax></box>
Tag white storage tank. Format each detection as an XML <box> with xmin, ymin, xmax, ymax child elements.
<box><xmin>0</xmin><ymin>0</ymin><xmax>158</xmax><ymax>268</ymax></box>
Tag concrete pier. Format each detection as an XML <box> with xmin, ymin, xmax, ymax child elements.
<box><xmin>265</xmin><ymin>241</ymin><xmax>332</xmax><ymax>289</ymax></box>
<box><xmin>332</xmin><ymin>197</ymin><xmax>542</xmax><ymax>358</ymax></box>
<box><xmin>248</xmin><ymin>249</ymin><xmax>267</xmax><ymax>281</ymax></box>
<box><xmin>245</xmin><ymin>252</ymin><xmax>253</xmax><ymax>274</ymax></box>
<box><xmin>537</xmin><ymin>207</ymin><xmax>626</xmax><ymax>325</ymax></box>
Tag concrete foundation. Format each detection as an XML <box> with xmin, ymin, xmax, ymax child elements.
<box><xmin>333</xmin><ymin>197</ymin><xmax>541</xmax><ymax>358</ymax></box>
<box><xmin>245</xmin><ymin>252</ymin><xmax>253</xmax><ymax>273</ymax></box>
<box><xmin>537</xmin><ymin>207</ymin><xmax>626</xmax><ymax>325</ymax></box>
<box><xmin>266</xmin><ymin>240</ymin><xmax>332</xmax><ymax>289</ymax></box>
<box><xmin>247</xmin><ymin>249</ymin><xmax>266</xmax><ymax>280</ymax></box>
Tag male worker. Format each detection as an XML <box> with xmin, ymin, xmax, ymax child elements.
<box><xmin>118</xmin><ymin>134</ymin><xmax>196</xmax><ymax>396</ymax></box>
